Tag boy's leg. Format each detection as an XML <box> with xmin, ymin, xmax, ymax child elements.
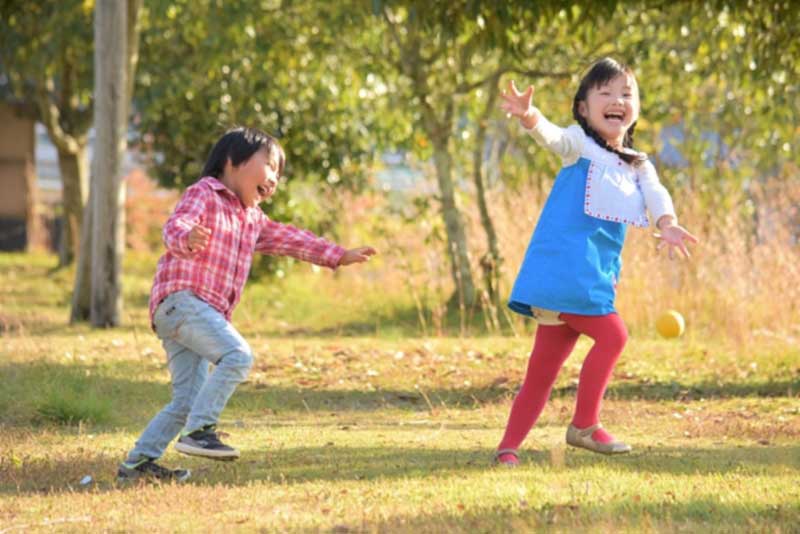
<box><xmin>152</xmin><ymin>292</ymin><xmax>253</xmax><ymax>437</ymax></box>
<box><xmin>497</xmin><ymin>323</ymin><xmax>581</xmax><ymax>455</ymax></box>
<box><xmin>124</xmin><ymin>340</ymin><xmax>208</xmax><ymax>464</ymax></box>
<box><xmin>560</xmin><ymin>312</ymin><xmax>628</xmax><ymax>444</ymax></box>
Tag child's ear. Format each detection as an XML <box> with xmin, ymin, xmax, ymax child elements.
<box><xmin>577</xmin><ymin>101</ymin><xmax>588</xmax><ymax>118</ymax></box>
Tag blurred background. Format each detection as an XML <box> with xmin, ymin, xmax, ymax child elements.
<box><xmin>1</xmin><ymin>0</ymin><xmax>798</xmax><ymax>342</ymax></box>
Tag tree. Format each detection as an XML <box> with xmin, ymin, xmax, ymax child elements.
<box><xmin>369</xmin><ymin>1</ymin><xmax>623</xmax><ymax>307</ymax></box>
<box><xmin>70</xmin><ymin>0</ymin><xmax>142</xmax><ymax>324</ymax></box>
<box><xmin>126</xmin><ymin>1</ymin><xmax>407</xmax><ymax>288</ymax></box>
<box><xmin>0</xmin><ymin>0</ymin><xmax>94</xmax><ymax>266</ymax></box>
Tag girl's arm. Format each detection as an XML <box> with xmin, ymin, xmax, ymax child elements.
<box><xmin>637</xmin><ymin>161</ymin><xmax>676</xmax><ymax>225</ymax></box>
<box><xmin>500</xmin><ymin>80</ymin><xmax>583</xmax><ymax>161</ymax></box>
<box><xmin>638</xmin><ymin>161</ymin><xmax>699</xmax><ymax>258</ymax></box>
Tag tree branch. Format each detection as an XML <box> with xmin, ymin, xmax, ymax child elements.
<box><xmin>36</xmin><ymin>77</ymin><xmax>83</xmax><ymax>154</ymax></box>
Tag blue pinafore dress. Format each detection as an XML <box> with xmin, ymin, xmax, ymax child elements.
<box><xmin>508</xmin><ymin>122</ymin><xmax>673</xmax><ymax>321</ymax></box>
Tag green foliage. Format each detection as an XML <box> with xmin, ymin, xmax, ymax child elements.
<box><xmin>35</xmin><ymin>385</ymin><xmax>112</xmax><ymax>426</ymax></box>
<box><xmin>0</xmin><ymin>0</ymin><xmax>93</xmax><ymax>128</ymax></box>
<box><xmin>135</xmin><ymin>1</ymin><xmax>385</xmax><ymax>196</ymax></box>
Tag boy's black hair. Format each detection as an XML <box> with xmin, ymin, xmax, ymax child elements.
<box><xmin>572</xmin><ymin>57</ymin><xmax>646</xmax><ymax>166</ymax></box>
<box><xmin>201</xmin><ymin>126</ymin><xmax>285</xmax><ymax>179</ymax></box>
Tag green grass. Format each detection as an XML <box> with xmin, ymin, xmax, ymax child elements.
<box><xmin>1</xmin><ymin>252</ymin><xmax>798</xmax><ymax>532</ymax></box>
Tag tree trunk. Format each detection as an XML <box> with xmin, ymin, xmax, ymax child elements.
<box><xmin>70</xmin><ymin>185</ymin><xmax>93</xmax><ymax>322</ymax></box>
<box><xmin>23</xmin><ymin>148</ymin><xmax>41</xmax><ymax>251</ymax></box>
<box><xmin>472</xmin><ymin>79</ymin><xmax>502</xmax><ymax>307</ymax></box>
<box><xmin>71</xmin><ymin>0</ymin><xmax>141</xmax><ymax>324</ymax></box>
<box><xmin>89</xmin><ymin>0</ymin><xmax>127</xmax><ymax>327</ymax></box>
<box><xmin>429</xmin><ymin>134</ymin><xmax>477</xmax><ymax>308</ymax></box>
<box><xmin>56</xmin><ymin>146</ymin><xmax>88</xmax><ymax>265</ymax></box>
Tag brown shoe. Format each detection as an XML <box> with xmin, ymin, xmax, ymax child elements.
<box><xmin>566</xmin><ymin>423</ymin><xmax>632</xmax><ymax>455</ymax></box>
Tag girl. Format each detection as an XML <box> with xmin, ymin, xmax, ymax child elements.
<box><xmin>118</xmin><ymin>127</ymin><xmax>376</xmax><ymax>482</ymax></box>
<box><xmin>495</xmin><ymin>58</ymin><xmax>698</xmax><ymax>466</ymax></box>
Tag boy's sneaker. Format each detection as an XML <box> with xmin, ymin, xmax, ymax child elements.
<box><xmin>116</xmin><ymin>458</ymin><xmax>190</xmax><ymax>483</ymax></box>
<box><xmin>175</xmin><ymin>425</ymin><xmax>240</xmax><ymax>460</ymax></box>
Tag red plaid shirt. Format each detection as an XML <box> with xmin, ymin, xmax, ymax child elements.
<box><xmin>149</xmin><ymin>177</ymin><xmax>346</xmax><ymax>324</ymax></box>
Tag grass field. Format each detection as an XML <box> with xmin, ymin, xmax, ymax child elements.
<box><xmin>1</xmin><ymin>252</ymin><xmax>798</xmax><ymax>532</ymax></box>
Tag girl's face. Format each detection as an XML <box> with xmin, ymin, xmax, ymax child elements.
<box><xmin>223</xmin><ymin>147</ymin><xmax>281</xmax><ymax>208</ymax></box>
<box><xmin>577</xmin><ymin>73</ymin><xmax>640</xmax><ymax>149</ymax></box>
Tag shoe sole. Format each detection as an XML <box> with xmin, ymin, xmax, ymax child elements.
<box><xmin>116</xmin><ymin>469</ymin><xmax>192</xmax><ymax>483</ymax></box>
<box><xmin>175</xmin><ymin>442</ymin><xmax>240</xmax><ymax>461</ymax></box>
<box><xmin>566</xmin><ymin>440</ymin><xmax>632</xmax><ymax>455</ymax></box>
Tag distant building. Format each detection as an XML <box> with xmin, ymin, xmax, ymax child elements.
<box><xmin>0</xmin><ymin>103</ymin><xmax>42</xmax><ymax>250</ymax></box>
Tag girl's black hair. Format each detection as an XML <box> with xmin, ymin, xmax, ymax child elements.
<box><xmin>572</xmin><ymin>57</ymin><xmax>646</xmax><ymax>166</ymax></box>
<box><xmin>201</xmin><ymin>126</ymin><xmax>285</xmax><ymax>179</ymax></box>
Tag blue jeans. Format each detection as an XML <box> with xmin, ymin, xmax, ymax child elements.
<box><xmin>125</xmin><ymin>291</ymin><xmax>253</xmax><ymax>463</ymax></box>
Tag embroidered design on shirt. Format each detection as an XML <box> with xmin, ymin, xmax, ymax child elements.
<box><xmin>584</xmin><ymin>160</ymin><xmax>649</xmax><ymax>228</ymax></box>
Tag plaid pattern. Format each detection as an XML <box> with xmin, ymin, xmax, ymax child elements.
<box><xmin>149</xmin><ymin>177</ymin><xmax>346</xmax><ymax>324</ymax></box>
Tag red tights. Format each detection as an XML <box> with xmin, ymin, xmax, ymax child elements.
<box><xmin>497</xmin><ymin>312</ymin><xmax>628</xmax><ymax>452</ymax></box>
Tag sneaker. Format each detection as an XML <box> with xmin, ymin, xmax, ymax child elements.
<box><xmin>174</xmin><ymin>425</ymin><xmax>240</xmax><ymax>460</ymax></box>
<box><xmin>116</xmin><ymin>458</ymin><xmax>191</xmax><ymax>483</ymax></box>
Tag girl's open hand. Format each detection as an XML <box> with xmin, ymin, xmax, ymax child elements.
<box><xmin>339</xmin><ymin>246</ymin><xmax>377</xmax><ymax>266</ymax></box>
<box><xmin>500</xmin><ymin>80</ymin><xmax>538</xmax><ymax>128</ymax></box>
<box><xmin>187</xmin><ymin>224</ymin><xmax>212</xmax><ymax>252</ymax></box>
<box><xmin>656</xmin><ymin>223</ymin><xmax>699</xmax><ymax>260</ymax></box>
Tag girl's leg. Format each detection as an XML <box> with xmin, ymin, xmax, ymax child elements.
<box><xmin>559</xmin><ymin>312</ymin><xmax>628</xmax><ymax>443</ymax></box>
<box><xmin>497</xmin><ymin>323</ymin><xmax>581</xmax><ymax>455</ymax></box>
<box><xmin>125</xmin><ymin>341</ymin><xmax>208</xmax><ymax>463</ymax></box>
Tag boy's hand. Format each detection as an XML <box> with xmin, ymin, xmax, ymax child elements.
<box><xmin>339</xmin><ymin>246</ymin><xmax>377</xmax><ymax>266</ymax></box>
<box><xmin>187</xmin><ymin>224</ymin><xmax>212</xmax><ymax>252</ymax></box>
<box><xmin>500</xmin><ymin>80</ymin><xmax>539</xmax><ymax>129</ymax></box>
<box><xmin>655</xmin><ymin>218</ymin><xmax>699</xmax><ymax>260</ymax></box>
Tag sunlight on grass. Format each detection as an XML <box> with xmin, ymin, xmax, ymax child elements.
<box><xmin>1</xmin><ymin>251</ymin><xmax>798</xmax><ymax>531</ymax></box>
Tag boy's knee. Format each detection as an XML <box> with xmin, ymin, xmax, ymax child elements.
<box><xmin>218</xmin><ymin>347</ymin><xmax>253</xmax><ymax>372</ymax></box>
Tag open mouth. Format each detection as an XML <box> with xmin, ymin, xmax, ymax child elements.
<box><xmin>256</xmin><ymin>184</ymin><xmax>269</xmax><ymax>199</ymax></box>
<box><xmin>604</xmin><ymin>111</ymin><xmax>625</xmax><ymax>123</ymax></box>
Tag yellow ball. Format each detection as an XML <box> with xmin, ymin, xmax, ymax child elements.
<box><xmin>656</xmin><ymin>310</ymin><xmax>685</xmax><ymax>338</ymax></box>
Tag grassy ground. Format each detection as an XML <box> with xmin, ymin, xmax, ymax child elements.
<box><xmin>1</xmin><ymin>252</ymin><xmax>798</xmax><ymax>532</ymax></box>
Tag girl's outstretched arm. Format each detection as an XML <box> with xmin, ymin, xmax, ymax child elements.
<box><xmin>502</xmin><ymin>79</ymin><xmax>583</xmax><ymax>161</ymax></box>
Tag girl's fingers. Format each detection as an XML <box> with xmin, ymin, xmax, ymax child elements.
<box><xmin>523</xmin><ymin>85</ymin><xmax>533</xmax><ymax>102</ymax></box>
<box><xmin>684</xmin><ymin>230</ymin><xmax>700</xmax><ymax>244</ymax></box>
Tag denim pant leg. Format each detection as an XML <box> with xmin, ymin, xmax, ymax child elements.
<box><xmin>151</xmin><ymin>291</ymin><xmax>254</xmax><ymax>434</ymax></box>
<box><xmin>125</xmin><ymin>340</ymin><xmax>208</xmax><ymax>463</ymax></box>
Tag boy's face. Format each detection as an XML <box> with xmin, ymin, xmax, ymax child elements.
<box><xmin>225</xmin><ymin>147</ymin><xmax>281</xmax><ymax>208</ymax></box>
<box><xmin>578</xmin><ymin>73</ymin><xmax>640</xmax><ymax>149</ymax></box>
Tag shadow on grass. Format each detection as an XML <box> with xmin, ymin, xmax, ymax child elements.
<box><xmin>1</xmin><ymin>361</ymin><xmax>798</xmax><ymax>432</ymax></box>
<box><xmin>555</xmin><ymin>377</ymin><xmax>800</xmax><ymax>401</ymax></box>
<box><xmin>2</xmin><ymin>442</ymin><xmax>798</xmax><ymax>497</ymax></box>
